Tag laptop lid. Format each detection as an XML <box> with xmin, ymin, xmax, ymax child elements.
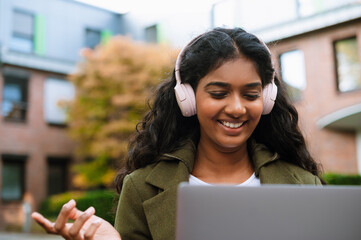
<box><xmin>176</xmin><ymin>184</ymin><xmax>361</xmax><ymax>240</ymax></box>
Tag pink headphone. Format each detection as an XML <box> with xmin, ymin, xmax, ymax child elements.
<box><xmin>174</xmin><ymin>37</ymin><xmax>277</xmax><ymax>117</ymax></box>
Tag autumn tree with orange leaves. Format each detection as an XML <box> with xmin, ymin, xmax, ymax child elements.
<box><xmin>68</xmin><ymin>36</ymin><xmax>175</xmax><ymax>188</ymax></box>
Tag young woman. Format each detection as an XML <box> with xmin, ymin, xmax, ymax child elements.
<box><xmin>32</xmin><ymin>27</ymin><xmax>323</xmax><ymax>240</ymax></box>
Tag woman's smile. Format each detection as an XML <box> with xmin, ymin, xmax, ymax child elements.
<box><xmin>217</xmin><ymin>120</ymin><xmax>248</xmax><ymax>137</ymax></box>
<box><xmin>219</xmin><ymin>120</ymin><xmax>246</xmax><ymax>129</ymax></box>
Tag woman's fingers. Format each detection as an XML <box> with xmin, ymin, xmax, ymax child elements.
<box><xmin>32</xmin><ymin>200</ymin><xmax>105</xmax><ymax>240</ymax></box>
<box><xmin>54</xmin><ymin>199</ymin><xmax>76</xmax><ymax>234</ymax></box>
<box><xmin>68</xmin><ymin>207</ymin><xmax>87</xmax><ymax>221</ymax></box>
<box><xmin>68</xmin><ymin>207</ymin><xmax>95</xmax><ymax>238</ymax></box>
<box><xmin>84</xmin><ymin>219</ymin><xmax>102</xmax><ymax>240</ymax></box>
<box><xmin>31</xmin><ymin>212</ymin><xmax>57</xmax><ymax>234</ymax></box>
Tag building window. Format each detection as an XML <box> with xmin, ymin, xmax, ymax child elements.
<box><xmin>334</xmin><ymin>37</ymin><xmax>361</xmax><ymax>92</ymax></box>
<box><xmin>279</xmin><ymin>49</ymin><xmax>307</xmax><ymax>101</ymax></box>
<box><xmin>1</xmin><ymin>68</ymin><xmax>29</xmax><ymax>122</ymax></box>
<box><xmin>1</xmin><ymin>155</ymin><xmax>26</xmax><ymax>201</ymax></box>
<box><xmin>47</xmin><ymin>157</ymin><xmax>69</xmax><ymax>196</ymax></box>
<box><xmin>145</xmin><ymin>24</ymin><xmax>167</xmax><ymax>44</ymax></box>
<box><xmin>145</xmin><ymin>25</ymin><xmax>158</xmax><ymax>43</ymax></box>
<box><xmin>85</xmin><ymin>28</ymin><xmax>101</xmax><ymax>49</ymax></box>
<box><xmin>44</xmin><ymin>78</ymin><xmax>75</xmax><ymax>126</ymax></box>
<box><xmin>10</xmin><ymin>9</ymin><xmax>34</xmax><ymax>53</ymax></box>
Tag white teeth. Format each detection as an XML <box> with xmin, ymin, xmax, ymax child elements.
<box><xmin>220</xmin><ymin>121</ymin><xmax>244</xmax><ymax>128</ymax></box>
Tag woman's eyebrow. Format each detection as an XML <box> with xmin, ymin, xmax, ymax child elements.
<box><xmin>204</xmin><ymin>82</ymin><xmax>230</xmax><ymax>88</ymax></box>
<box><xmin>205</xmin><ymin>81</ymin><xmax>262</xmax><ymax>88</ymax></box>
<box><xmin>244</xmin><ymin>82</ymin><xmax>262</xmax><ymax>88</ymax></box>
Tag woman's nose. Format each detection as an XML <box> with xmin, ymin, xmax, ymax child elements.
<box><xmin>224</xmin><ymin>95</ymin><xmax>246</xmax><ymax>117</ymax></box>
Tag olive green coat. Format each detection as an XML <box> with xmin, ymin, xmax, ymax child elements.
<box><xmin>114</xmin><ymin>141</ymin><xmax>322</xmax><ymax>240</ymax></box>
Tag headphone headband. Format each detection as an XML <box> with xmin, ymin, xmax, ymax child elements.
<box><xmin>175</xmin><ymin>45</ymin><xmax>185</xmax><ymax>86</ymax></box>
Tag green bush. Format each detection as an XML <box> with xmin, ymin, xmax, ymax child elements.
<box><xmin>39</xmin><ymin>189</ymin><xmax>118</xmax><ymax>225</ymax></box>
<box><xmin>322</xmin><ymin>173</ymin><xmax>361</xmax><ymax>185</ymax></box>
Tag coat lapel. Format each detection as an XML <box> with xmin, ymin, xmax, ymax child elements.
<box><xmin>251</xmin><ymin>143</ymin><xmax>304</xmax><ymax>184</ymax></box>
<box><xmin>142</xmin><ymin>141</ymin><xmax>196</xmax><ymax>240</ymax></box>
<box><xmin>143</xmin><ymin>185</ymin><xmax>179</xmax><ymax>240</ymax></box>
<box><xmin>251</xmin><ymin>143</ymin><xmax>279</xmax><ymax>176</ymax></box>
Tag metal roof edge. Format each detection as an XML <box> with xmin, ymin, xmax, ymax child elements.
<box><xmin>0</xmin><ymin>48</ymin><xmax>77</xmax><ymax>75</ymax></box>
<box><xmin>254</xmin><ymin>4</ymin><xmax>361</xmax><ymax>43</ymax></box>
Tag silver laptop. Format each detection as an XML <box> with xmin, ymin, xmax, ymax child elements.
<box><xmin>176</xmin><ymin>184</ymin><xmax>361</xmax><ymax>240</ymax></box>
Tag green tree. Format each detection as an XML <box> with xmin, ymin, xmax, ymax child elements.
<box><xmin>68</xmin><ymin>36</ymin><xmax>175</xmax><ymax>188</ymax></box>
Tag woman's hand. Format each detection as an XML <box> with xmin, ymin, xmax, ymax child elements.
<box><xmin>31</xmin><ymin>199</ymin><xmax>121</xmax><ymax>240</ymax></box>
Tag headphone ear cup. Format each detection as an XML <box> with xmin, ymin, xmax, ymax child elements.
<box><xmin>262</xmin><ymin>81</ymin><xmax>278</xmax><ymax>115</ymax></box>
<box><xmin>174</xmin><ymin>83</ymin><xmax>196</xmax><ymax>117</ymax></box>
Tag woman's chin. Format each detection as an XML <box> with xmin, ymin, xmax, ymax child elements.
<box><xmin>214</xmin><ymin>140</ymin><xmax>248</xmax><ymax>153</ymax></box>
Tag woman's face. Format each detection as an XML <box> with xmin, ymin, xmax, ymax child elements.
<box><xmin>195</xmin><ymin>57</ymin><xmax>263</xmax><ymax>152</ymax></box>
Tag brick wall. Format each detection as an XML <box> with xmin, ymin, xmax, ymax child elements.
<box><xmin>0</xmin><ymin>67</ymin><xmax>75</xmax><ymax>230</ymax></box>
<box><xmin>270</xmin><ymin>20</ymin><xmax>361</xmax><ymax>174</ymax></box>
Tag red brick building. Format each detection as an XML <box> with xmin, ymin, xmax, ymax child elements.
<box><xmin>0</xmin><ymin>66</ymin><xmax>76</xmax><ymax>230</ymax></box>
<box><xmin>262</xmin><ymin>7</ymin><xmax>361</xmax><ymax>174</ymax></box>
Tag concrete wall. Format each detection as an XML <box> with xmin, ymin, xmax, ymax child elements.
<box><xmin>0</xmin><ymin>0</ymin><xmax>122</xmax><ymax>62</ymax></box>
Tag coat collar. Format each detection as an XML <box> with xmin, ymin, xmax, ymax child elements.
<box><xmin>145</xmin><ymin>139</ymin><xmax>279</xmax><ymax>189</ymax></box>
<box><xmin>160</xmin><ymin>139</ymin><xmax>197</xmax><ymax>173</ymax></box>
<box><xmin>145</xmin><ymin>139</ymin><xmax>196</xmax><ymax>190</ymax></box>
<box><xmin>249</xmin><ymin>143</ymin><xmax>280</xmax><ymax>177</ymax></box>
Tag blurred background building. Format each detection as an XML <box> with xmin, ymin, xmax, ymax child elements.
<box><xmin>0</xmin><ymin>0</ymin><xmax>360</xmax><ymax>231</ymax></box>
<box><xmin>0</xmin><ymin>0</ymin><xmax>122</xmax><ymax>230</ymax></box>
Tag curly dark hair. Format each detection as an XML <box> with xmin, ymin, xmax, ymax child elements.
<box><xmin>115</xmin><ymin>27</ymin><xmax>323</xmax><ymax>192</ymax></box>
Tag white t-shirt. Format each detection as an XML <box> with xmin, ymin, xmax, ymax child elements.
<box><xmin>189</xmin><ymin>173</ymin><xmax>261</xmax><ymax>186</ymax></box>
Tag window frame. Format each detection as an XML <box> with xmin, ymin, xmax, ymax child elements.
<box><xmin>11</xmin><ymin>9</ymin><xmax>35</xmax><ymax>53</ymax></box>
<box><xmin>1</xmin><ymin>154</ymin><xmax>26</xmax><ymax>202</ymax></box>
<box><xmin>47</xmin><ymin>157</ymin><xmax>70</xmax><ymax>196</ymax></box>
<box><xmin>278</xmin><ymin>48</ymin><xmax>307</xmax><ymax>102</ymax></box>
<box><xmin>43</xmin><ymin>77</ymin><xmax>75</xmax><ymax>127</ymax></box>
<box><xmin>145</xmin><ymin>25</ymin><xmax>158</xmax><ymax>43</ymax></box>
<box><xmin>1</xmin><ymin>68</ymin><xmax>30</xmax><ymax>123</ymax></box>
<box><xmin>85</xmin><ymin>27</ymin><xmax>101</xmax><ymax>49</ymax></box>
<box><xmin>333</xmin><ymin>36</ymin><xmax>361</xmax><ymax>94</ymax></box>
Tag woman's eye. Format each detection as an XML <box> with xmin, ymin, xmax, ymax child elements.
<box><xmin>209</xmin><ymin>92</ymin><xmax>227</xmax><ymax>98</ymax></box>
<box><xmin>245</xmin><ymin>93</ymin><xmax>260</xmax><ymax>100</ymax></box>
